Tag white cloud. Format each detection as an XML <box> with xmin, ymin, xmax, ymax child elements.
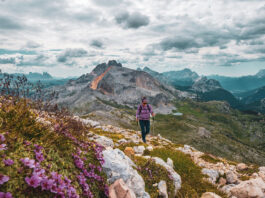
<box><xmin>0</xmin><ymin>0</ymin><xmax>264</xmax><ymax>77</ymax></box>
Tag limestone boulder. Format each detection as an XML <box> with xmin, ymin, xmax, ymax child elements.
<box><xmin>201</xmin><ymin>192</ymin><xmax>222</xmax><ymax>198</ymax></box>
<box><xmin>109</xmin><ymin>179</ymin><xmax>136</xmax><ymax>198</ymax></box>
<box><xmin>230</xmin><ymin>177</ymin><xmax>265</xmax><ymax>198</ymax></box>
<box><xmin>102</xmin><ymin>149</ymin><xmax>150</xmax><ymax>198</ymax></box>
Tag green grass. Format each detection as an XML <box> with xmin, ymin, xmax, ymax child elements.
<box><xmin>147</xmin><ymin>148</ymin><xmax>228</xmax><ymax>198</ymax></box>
<box><xmin>200</xmin><ymin>154</ymin><xmax>222</xmax><ymax>164</ymax></box>
<box><xmin>150</xmin><ymin>99</ymin><xmax>265</xmax><ymax>166</ymax></box>
<box><xmin>133</xmin><ymin>156</ymin><xmax>175</xmax><ymax>198</ymax></box>
<box><xmin>0</xmin><ymin>98</ymin><xmax>108</xmax><ymax>197</ymax></box>
<box><xmin>91</xmin><ymin>128</ymin><xmax>125</xmax><ymax>143</ymax></box>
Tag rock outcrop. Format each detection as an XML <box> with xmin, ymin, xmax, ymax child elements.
<box><xmin>102</xmin><ymin>148</ymin><xmax>150</xmax><ymax>198</ymax></box>
<box><xmin>109</xmin><ymin>179</ymin><xmax>136</xmax><ymax>198</ymax></box>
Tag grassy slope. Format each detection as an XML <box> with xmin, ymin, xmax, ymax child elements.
<box><xmin>0</xmin><ymin>98</ymin><xmax>108</xmax><ymax>197</ymax></box>
<box><xmin>144</xmin><ymin>100</ymin><xmax>265</xmax><ymax>165</ymax></box>
<box><xmin>92</xmin><ymin>126</ymin><xmax>226</xmax><ymax>197</ymax></box>
<box><xmin>78</xmin><ymin>97</ymin><xmax>265</xmax><ymax>165</ymax></box>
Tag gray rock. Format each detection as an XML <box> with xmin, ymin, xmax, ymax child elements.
<box><xmin>146</xmin><ymin>146</ymin><xmax>153</xmax><ymax>152</ymax></box>
<box><xmin>198</xmin><ymin>127</ymin><xmax>211</xmax><ymax>138</ymax></box>
<box><xmin>226</xmin><ymin>171</ymin><xmax>238</xmax><ymax>184</ymax></box>
<box><xmin>93</xmin><ymin>135</ymin><xmax>114</xmax><ymax>148</ymax></box>
<box><xmin>133</xmin><ymin>146</ymin><xmax>145</xmax><ymax>155</ymax></box>
<box><xmin>158</xmin><ymin>180</ymin><xmax>168</xmax><ymax>198</ymax></box>
<box><xmin>102</xmin><ymin>149</ymin><xmax>150</xmax><ymax>198</ymax></box>
<box><xmin>201</xmin><ymin>192</ymin><xmax>222</xmax><ymax>198</ymax></box>
<box><xmin>167</xmin><ymin>158</ymin><xmax>174</xmax><ymax>168</ymax></box>
<box><xmin>202</xmin><ymin>168</ymin><xmax>219</xmax><ymax>184</ymax></box>
<box><xmin>259</xmin><ymin>166</ymin><xmax>265</xmax><ymax>173</ymax></box>
<box><xmin>151</xmin><ymin>157</ymin><xmax>181</xmax><ymax>195</ymax></box>
<box><xmin>118</xmin><ymin>138</ymin><xmax>128</xmax><ymax>144</ymax></box>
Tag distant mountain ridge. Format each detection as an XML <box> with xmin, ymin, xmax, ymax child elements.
<box><xmin>0</xmin><ymin>71</ymin><xmax>53</xmax><ymax>81</ymax></box>
<box><xmin>208</xmin><ymin>69</ymin><xmax>265</xmax><ymax>93</ymax></box>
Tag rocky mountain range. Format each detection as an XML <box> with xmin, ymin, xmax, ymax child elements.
<box><xmin>50</xmin><ymin>60</ymin><xmax>192</xmax><ymax>117</ymax></box>
<box><xmin>208</xmin><ymin>69</ymin><xmax>265</xmax><ymax>93</ymax></box>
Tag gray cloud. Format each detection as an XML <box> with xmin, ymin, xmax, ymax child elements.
<box><xmin>57</xmin><ymin>48</ymin><xmax>87</xmax><ymax>63</ymax></box>
<box><xmin>17</xmin><ymin>54</ymin><xmax>52</xmax><ymax>67</ymax></box>
<box><xmin>0</xmin><ymin>57</ymin><xmax>16</xmax><ymax>64</ymax></box>
<box><xmin>25</xmin><ymin>41</ymin><xmax>42</xmax><ymax>48</ymax></box>
<box><xmin>115</xmin><ymin>11</ymin><xmax>150</xmax><ymax>29</ymax></box>
<box><xmin>90</xmin><ymin>39</ymin><xmax>104</xmax><ymax>48</ymax></box>
<box><xmin>92</xmin><ymin>0</ymin><xmax>124</xmax><ymax>7</ymax></box>
<box><xmin>0</xmin><ymin>16</ymin><xmax>22</xmax><ymax>30</ymax></box>
<box><xmin>159</xmin><ymin>36</ymin><xmax>199</xmax><ymax>51</ymax></box>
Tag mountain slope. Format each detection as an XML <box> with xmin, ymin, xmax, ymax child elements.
<box><xmin>191</xmin><ymin>77</ymin><xmax>241</xmax><ymax>108</ymax></box>
<box><xmin>51</xmin><ymin>60</ymin><xmax>188</xmax><ymax>116</ymax></box>
<box><xmin>208</xmin><ymin>69</ymin><xmax>265</xmax><ymax>93</ymax></box>
<box><xmin>3</xmin><ymin>96</ymin><xmax>265</xmax><ymax>198</ymax></box>
<box><xmin>240</xmin><ymin>86</ymin><xmax>265</xmax><ymax>114</ymax></box>
<box><xmin>139</xmin><ymin>67</ymin><xmax>199</xmax><ymax>87</ymax></box>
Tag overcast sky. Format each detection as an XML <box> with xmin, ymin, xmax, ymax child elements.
<box><xmin>0</xmin><ymin>0</ymin><xmax>265</xmax><ymax>77</ymax></box>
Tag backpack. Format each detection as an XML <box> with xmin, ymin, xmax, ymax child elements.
<box><xmin>139</xmin><ymin>104</ymin><xmax>151</xmax><ymax>114</ymax></box>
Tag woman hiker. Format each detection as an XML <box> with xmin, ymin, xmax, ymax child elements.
<box><xmin>136</xmin><ymin>96</ymin><xmax>155</xmax><ymax>143</ymax></box>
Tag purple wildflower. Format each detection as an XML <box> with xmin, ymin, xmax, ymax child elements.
<box><xmin>35</xmin><ymin>152</ymin><xmax>44</xmax><ymax>162</ymax></box>
<box><xmin>20</xmin><ymin>158</ymin><xmax>35</xmax><ymax>168</ymax></box>
<box><xmin>0</xmin><ymin>134</ymin><xmax>5</xmax><ymax>142</ymax></box>
<box><xmin>0</xmin><ymin>144</ymin><xmax>7</xmax><ymax>151</ymax></box>
<box><xmin>3</xmin><ymin>159</ymin><xmax>14</xmax><ymax>166</ymax></box>
<box><xmin>34</xmin><ymin>144</ymin><xmax>43</xmax><ymax>152</ymax></box>
<box><xmin>33</xmin><ymin>168</ymin><xmax>46</xmax><ymax>178</ymax></box>
<box><xmin>25</xmin><ymin>175</ymin><xmax>41</xmax><ymax>188</ymax></box>
<box><xmin>41</xmin><ymin>178</ymin><xmax>53</xmax><ymax>191</ymax></box>
<box><xmin>0</xmin><ymin>192</ymin><xmax>13</xmax><ymax>198</ymax></box>
<box><xmin>0</xmin><ymin>174</ymin><xmax>9</xmax><ymax>185</ymax></box>
<box><xmin>23</xmin><ymin>141</ymin><xmax>31</xmax><ymax>146</ymax></box>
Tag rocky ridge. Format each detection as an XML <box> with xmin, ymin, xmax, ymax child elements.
<box><xmin>68</xmin><ymin>116</ymin><xmax>265</xmax><ymax>198</ymax></box>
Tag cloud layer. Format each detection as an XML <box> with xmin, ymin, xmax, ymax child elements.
<box><xmin>0</xmin><ymin>0</ymin><xmax>264</xmax><ymax>77</ymax></box>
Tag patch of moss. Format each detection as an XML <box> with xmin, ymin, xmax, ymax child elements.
<box><xmin>200</xmin><ymin>154</ymin><xmax>222</xmax><ymax>164</ymax></box>
<box><xmin>237</xmin><ymin>165</ymin><xmax>259</xmax><ymax>176</ymax></box>
<box><xmin>91</xmin><ymin>128</ymin><xmax>125</xmax><ymax>143</ymax></box>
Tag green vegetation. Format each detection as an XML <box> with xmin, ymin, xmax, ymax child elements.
<box><xmin>91</xmin><ymin>128</ymin><xmax>126</xmax><ymax>143</ymax></box>
<box><xmin>147</xmin><ymin>148</ymin><xmax>227</xmax><ymax>197</ymax></box>
<box><xmin>133</xmin><ymin>156</ymin><xmax>175</xmax><ymax>198</ymax></box>
<box><xmin>200</xmin><ymin>154</ymin><xmax>222</xmax><ymax>164</ymax></box>
<box><xmin>0</xmin><ymin>97</ymin><xmax>108</xmax><ymax>197</ymax></box>
<box><xmin>129</xmin><ymin>99</ymin><xmax>265</xmax><ymax>165</ymax></box>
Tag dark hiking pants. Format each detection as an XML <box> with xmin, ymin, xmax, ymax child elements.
<box><xmin>139</xmin><ymin>119</ymin><xmax>150</xmax><ymax>143</ymax></box>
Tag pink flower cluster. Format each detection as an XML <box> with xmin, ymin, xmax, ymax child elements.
<box><xmin>21</xmin><ymin>156</ymin><xmax>79</xmax><ymax>198</ymax></box>
<box><xmin>0</xmin><ymin>174</ymin><xmax>9</xmax><ymax>185</ymax></box>
<box><xmin>0</xmin><ymin>133</ymin><xmax>7</xmax><ymax>151</ymax></box>
<box><xmin>34</xmin><ymin>144</ymin><xmax>44</xmax><ymax>162</ymax></box>
<box><xmin>3</xmin><ymin>159</ymin><xmax>14</xmax><ymax>166</ymax></box>
<box><xmin>77</xmin><ymin>173</ymin><xmax>93</xmax><ymax>198</ymax></box>
<box><xmin>54</xmin><ymin>123</ymin><xmax>109</xmax><ymax>197</ymax></box>
<box><xmin>0</xmin><ymin>192</ymin><xmax>12</xmax><ymax>198</ymax></box>
<box><xmin>0</xmin><ymin>134</ymin><xmax>5</xmax><ymax>142</ymax></box>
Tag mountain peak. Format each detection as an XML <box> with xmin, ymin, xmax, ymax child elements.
<box><xmin>192</xmin><ymin>77</ymin><xmax>222</xmax><ymax>93</ymax></box>
<box><xmin>256</xmin><ymin>69</ymin><xmax>265</xmax><ymax>78</ymax></box>
<box><xmin>92</xmin><ymin>60</ymin><xmax>122</xmax><ymax>76</ymax></box>
<box><xmin>107</xmin><ymin>60</ymin><xmax>122</xmax><ymax>67</ymax></box>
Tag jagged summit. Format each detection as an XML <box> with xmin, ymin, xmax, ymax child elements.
<box><xmin>192</xmin><ymin>77</ymin><xmax>222</xmax><ymax>93</ymax></box>
<box><xmin>91</xmin><ymin>60</ymin><xmax>122</xmax><ymax>76</ymax></box>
